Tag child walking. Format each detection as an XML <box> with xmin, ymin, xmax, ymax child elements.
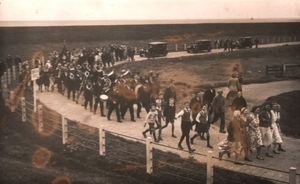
<box><xmin>143</xmin><ymin>104</ymin><xmax>159</xmax><ymax>142</ymax></box>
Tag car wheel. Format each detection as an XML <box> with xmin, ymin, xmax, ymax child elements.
<box><xmin>187</xmin><ymin>49</ymin><xmax>191</xmax><ymax>53</ymax></box>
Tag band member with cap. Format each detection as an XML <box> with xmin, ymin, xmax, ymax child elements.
<box><xmin>176</xmin><ymin>102</ymin><xmax>195</xmax><ymax>153</ymax></box>
<box><xmin>55</xmin><ymin>63</ymin><xmax>65</xmax><ymax>94</ymax></box>
<box><xmin>84</xmin><ymin>78</ymin><xmax>93</xmax><ymax>112</ymax></box>
<box><xmin>210</xmin><ymin>89</ymin><xmax>226</xmax><ymax>133</ymax></box>
<box><xmin>120</xmin><ymin>84</ymin><xmax>136</xmax><ymax>122</ymax></box>
<box><xmin>67</xmin><ymin>64</ymin><xmax>77</xmax><ymax>101</ymax></box>
<box><xmin>107</xmin><ymin>87</ymin><xmax>122</xmax><ymax>123</ymax></box>
<box><xmin>93</xmin><ymin>76</ymin><xmax>106</xmax><ymax>117</ymax></box>
<box><xmin>162</xmin><ymin>97</ymin><xmax>176</xmax><ymax>138</ymax></box>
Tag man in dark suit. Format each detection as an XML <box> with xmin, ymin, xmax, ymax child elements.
<box><xmin>200</xmin><ymin>84</ymin><xmax>216</xmax><ymax>139</ymax></box>
<box><xmin>163</xmin><ymin>79</ymin><xmax>177</xmax><ymax>104</ymax></box>
<box><xmin>203</xmin><ymin>83</ymin><xmax>216</xmax><ymax>116</ymax></box>
<box><xmin>190</xmin><ymin>91</ymin><xmax>202</xmax><ymax>130</ymax></box>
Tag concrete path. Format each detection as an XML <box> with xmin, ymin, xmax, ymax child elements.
<box><xmin>36</xmin><ymin>80</ymin><xmax>300</xmax><ymax>183</ymax></box>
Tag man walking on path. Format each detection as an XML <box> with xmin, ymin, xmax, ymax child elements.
<box><xmin>176</xmin><ymin>102</ymin><xmax>195</xmax><ymax>153</ymax></box>
<box><xmin>210</xmin><ymin>89</ymin><xmax>226</xmax><ymax>133</ymax></box>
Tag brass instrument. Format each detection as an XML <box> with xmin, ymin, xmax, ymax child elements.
<box><xmin>69</xmin><ymin>72</ymin><xmax>75</xmax><ymax>80</ymax></box>
<box><xmin>86</xmin><ymin>82</ymin><xmax>93</xmax><ymax>91</ymax></box>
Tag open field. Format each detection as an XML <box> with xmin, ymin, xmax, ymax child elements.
<box><xmin>0</xmin><ymin>22</ymin><xmax>300</xmax><ymax>60</ymax></box>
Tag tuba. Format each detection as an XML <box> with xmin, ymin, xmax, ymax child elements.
<box><xmin>69</xmin><ymin>72</ymin><xmax>75</xmax><ymax>80</ymax></box>
<box><xmin>86</xmin><ymin>81</ymin><xmax>93</xmax><ymax>91</ymax></box>
<box><xmin>84</xmin><ymin>71</ymin><xmax>90</xmax><ymax>78</ymax></box>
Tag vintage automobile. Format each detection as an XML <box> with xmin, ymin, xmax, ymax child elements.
<box><xmin>139</xmin><ymin>42</ymin><xmax>168</xmax><ymax>58</ymax></box>
<box><xmin>234</xmin><ymin>37</ymin><xmax>253</xmax><ymax>48</ymax></box>
<box><xmin>186</xmin><ymin>39</ymin><xmax>212</xmax><ymax>53</ymax></box>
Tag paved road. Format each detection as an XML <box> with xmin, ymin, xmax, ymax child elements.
<box><xmin>123</xmin><ymin>41</ymin><xmax>300</xmax><ymax>63</ymax></box>
<box><xmin>36</xmin><ymin>79</ymin><xmax>300</xmax><ymax>183</ymax></box>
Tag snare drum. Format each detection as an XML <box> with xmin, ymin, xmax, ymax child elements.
<box><xmin>100</xmin><ymin>94</ymin><xmax>108</xmax><ymax>101</ymax></box>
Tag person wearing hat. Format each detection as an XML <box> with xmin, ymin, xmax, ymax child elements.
<box><xmin>203</xmin><ymin>83</ymin><xmax>216</xmax><ymax>116</ymax></box>
<box><xmin>231</xmin><ymin>91</ymin><xmax>247</xmax><ymax>112</ymax></box>
<box><xmin>6</xmin><ymin>54</ymin><xmax>13</xmax><ymax>69</ymax></box>
<box><xmin>210</xmin><ymin>89</ymin><xmax>226</xmax><ymax>133</ymax></box>
<box><xmin>218</xmin><ymin>110</ymin><xmax>243</xmax><ymax>165</ymax></box>
<box><xmin>163</xmin><ymin>79</ymin><xmax>177</xmax><ymax>104</ymax></box>
<box><xmin>93</xmin><ymin>76</ymin><xmax>106</xmax><ymax>117</ymax></box>
<box><xmin>190</xmin><ymin>91</ymin><xmax>203</xmax><ymax>131</ymax></box>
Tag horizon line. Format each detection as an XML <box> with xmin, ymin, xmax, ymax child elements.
<box><xmin>0</xmin><ymin>18</ymin><xmax>299</xmax><ymax>27</ymax></box>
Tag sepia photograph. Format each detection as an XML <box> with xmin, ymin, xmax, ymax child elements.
<box><xmin>0</xmin><ymin>0</ymin><xmax>300</xmax><ymax>183</ymax></box>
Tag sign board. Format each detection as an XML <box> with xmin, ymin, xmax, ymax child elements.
<box><xmin>31</xmin><ymin>68</ymin><xmax>40</xmax><ymax>81</ymax></box>
<box><xmin>266</xmin><ymin>65</ymin><xmax>283</xmax><ymax>77</ymax></box>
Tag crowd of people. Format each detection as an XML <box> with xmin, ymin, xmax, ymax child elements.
<box><xmin>1</xmin><ymin>42</ymin><xmax>285</xmax><ymax>164</ymax></box>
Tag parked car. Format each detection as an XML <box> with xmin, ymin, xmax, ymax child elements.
<box><xmin>234</xmin><ymin>37</ymin><xmax>253</xmax><ymax>49</ymax></box>
<box><xmin>187</xmin><ymin>39</ymin><xmax>212</xmax><ymax>53</ymax></box>
<box><xmin>139</xmin><ymin>42</ymin><xmax>168</xmax><ymax>58</ymax></box>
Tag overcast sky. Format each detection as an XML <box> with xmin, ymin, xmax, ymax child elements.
<box><xmin>0</xmin><ymin>0</ymin><xmax>299</xmax><ymax>21</ymax></box>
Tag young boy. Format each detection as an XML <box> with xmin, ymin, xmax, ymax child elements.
<box><xmin>176</xmin><ymin>102</ymin><xmax>195</xmax><ymax>153</ymax></box>
<box><xmin>142</xmin><ymin>104</ymin><xmax>159</xmax><ymax>142</ymax></box>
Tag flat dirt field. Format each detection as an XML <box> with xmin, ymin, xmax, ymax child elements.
<box><xmin>0</xmin><ymin>22</ymin><xmax>300</xmax><ymax>183</ymax></box>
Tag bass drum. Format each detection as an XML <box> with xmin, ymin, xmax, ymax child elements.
<box><xmin>100</xmin><ymin>94</ymin><xmax>109</xmax><ymax>102</ymax></box>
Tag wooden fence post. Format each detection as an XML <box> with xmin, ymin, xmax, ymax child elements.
<box><xmin>289</xmin><ymin>167</ymin><xmax>296</xmax><ymax>184</ymax></box>
<box><xmin>21</xmin><ymin>97</ymin><xmax>26</xmax><ymax>122</ymax></box>
<box><xmin>12</xmin><ymin>66</ymin><xmax>16</xmax><ymax>81</ymax></box>
<box><xmin>175</xmin><ymin>44</ymin><xmax>178</xmax><ymax>51</ymax></box>
<box><xmin>99</xmin><ymin>125</ymin><xmax>105</xmax><ymax>156</ymax></box>
<box><xmin>38</xmin><ymin>105</ymin><xmax>43</xmax><ymax>132</ymax></box>
<box><xmin>261</xmin><ymin>38</ymin><xmax>264</xmax><ymax>44</ymax></box>
<box><xmin>273</xmin><ymin>37</ymin><xmax>275</xmax><ymax>43</ymax></box>
<box><xmin>295</xmin><ymin>36</ymin><xmax>297</xmax><ymax>41</ymax></box>
<box><xmin>10</xmin><ymin>91</ymin><xmax>15</xmax><ymax>112</ymax></box>
<box><xmin>62</xmin><ymin>115</ymin><xmax>68</xmax><ymax>144</ymax></box>
<box><xmin>283</xmin><ymin>37</ymin><xmax>286</xmax><ymax>42</ymax></box>
<box><xmin>184</xmin><ymin>44</ymin><xmax>187</xmax><ymax>51</ymax></box>
<box><xmin>206</xmin><ymin>151</ymin><xmax>213</xmax><ymax>184</ymax></box>
<box><xmin>146</xmin><ymin>137</ymin><xmax>153</xmax><ymax>174</ymax></box>
<box><xmin>7</xmin><ymin>69</ymin><xmax>11</xmax><ymax>85</ymax></box>
<box><xmin>289</xmin><ymin>37</ymin><xmax>292</xmax><ymax>42</ymax></box>
<box><xmin>267</xmin><ymin>37</ymin><xmax>270</xmax><ymax>44</ymax></box>
<box><xmin>19</xmin><ymin>63</ymin><xmax>22</xmax><ymax>74</ymax></box>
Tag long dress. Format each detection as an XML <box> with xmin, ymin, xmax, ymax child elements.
<box><xmin>246</xmin><ymin>113</ymin><xmax>263</xmax><ymax>149</ymax></box>
<box><xmin>271</xmin><ymin>110</ymin><xmax>283</xmax><ymax>144</ymax></box>
<box><xmin>226</xmin><ymin>77</ymin><xmax>239</xmax><ymax>100</ymax></box>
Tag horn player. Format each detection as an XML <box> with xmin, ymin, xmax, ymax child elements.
<box><xmin>84</xmin><ymin>78</ymin><xmax>94</xmax><ymax>112</ymax></box>
<box><xmin>93</xmin><ymin>76</ymin><xmax>106</xmax><ymax>117</ymax></box>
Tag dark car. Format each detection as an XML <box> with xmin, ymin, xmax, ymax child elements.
<box><xmin>187</xmin><ymin>39</ymin><xmax>212</xmax><ymax>53</ymax></box>
<box><xmin>139</xmin><ymin>42</ymin><xmax>168</xmax><ymax>58</ymax></box>
<box><xmin>235</xmin><ymin>37</ymin><xmax>253</xmax><ymax>49</ymax></box>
